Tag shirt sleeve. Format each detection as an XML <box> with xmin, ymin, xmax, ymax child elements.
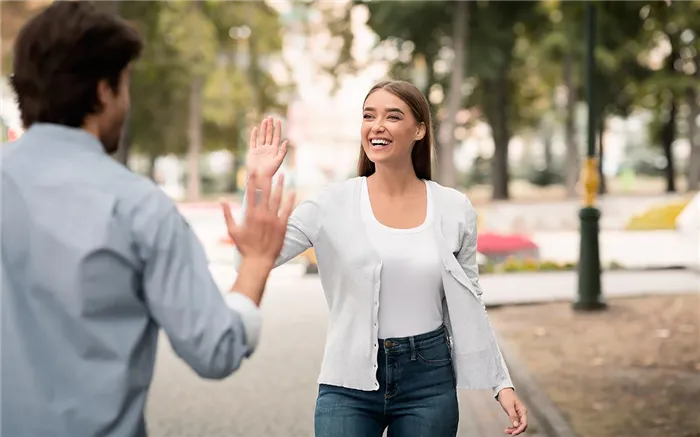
<box><xmin>141</xmin><ymin>206</ymin><xmax>260</xmax><ymax>379</ymax></box>
<box><xmin>455</xmin><ymin>198</ymin><xmax>515</xmax><ymax>399</ymax></box>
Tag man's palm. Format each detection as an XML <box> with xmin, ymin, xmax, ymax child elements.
<box><xmin>247</xmin><ymin>117</ymin><xmax>287</xmax><ymax>177</ymax></box>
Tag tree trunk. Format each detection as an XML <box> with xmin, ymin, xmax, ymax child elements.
<box><xmin>146</xmin><ymin>153</ymin><xmax>157</xmax><ymax>181</ymax></box>
<box><xmin>185</xmin><ymin>0</ymin><xmax>205</xmax><ymax>202</ymax></box>
<box><xmin>686</xmin><ymin>77</ymin><xmax>700</xmax><ymax>191</ymax></box>
<box><xmin>563</xmin><ymin>50</ymin><xmax>579</xmax><ymax>197</ymax></box>
<box><xmin>186</xmin><ymin>74</ymin><xmax>204</xmax><ymax>201</ymax></box>
<box><xmin>660</xmin><ymin>99</ymin><xmax>677</xmax><ymax>193</ymax></box>
<box><xmin>660</xmin><ymin>46</ymin><xmax>679</xmax><ymax>193</ymax></box>
<box><xmin>544</xmin><ymin>135</ymin><xmax>553</xmax><ymax>173</ymax></box>
<box><xmin>437</xmin><ymin>0</ymin><xmax>469</xmax><ymax>188</ymax></box>
<box><xmin>598</xmin><ymin>115</ymin><xmax>606</xmax><ymax>195</ymax></box>
<box><xmin>484</xmin><ymin>75</ymin><xmax>511</xmax><ymax>200</ymax></box>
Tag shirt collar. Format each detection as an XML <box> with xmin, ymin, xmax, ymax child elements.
<box><xmin>23</xmin><ymin>123</ymin><xmax>105</xmax><ymax>153</ymax></box>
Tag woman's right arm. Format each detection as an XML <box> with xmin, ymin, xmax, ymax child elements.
<box><xmin>234</xmin><ymin>117</ymin><xmax>320</xmax><ymax>270</ymax></box>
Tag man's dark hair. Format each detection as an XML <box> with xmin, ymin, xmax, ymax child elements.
<box><xmin>10</xmin><ymin>1</ymin><xmax>143</xmax><ymax>128</ymax></box>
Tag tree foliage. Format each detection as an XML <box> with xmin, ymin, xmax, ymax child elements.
<box><xmin>319</xmin><ymin>0</ymin><xmax>699</xmax><ymax>196</ymax></box>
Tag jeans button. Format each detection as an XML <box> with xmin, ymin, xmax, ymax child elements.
<box><xmin>384</xmin><ymin>340</ymin><xmax>392</xmax><ymax>348</ymax></box>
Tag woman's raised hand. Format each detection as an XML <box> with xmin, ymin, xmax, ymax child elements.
<box><xmin>246</xmin><ymin>117</ymin><xmax>288</xmax><ymax>178</ymax></box>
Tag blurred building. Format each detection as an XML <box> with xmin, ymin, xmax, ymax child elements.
<box><xmin>276</xmin><ymin>1</ymin><xmax>388</xmax><ymax>196</ymax></box>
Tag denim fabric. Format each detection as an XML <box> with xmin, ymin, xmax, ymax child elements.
<box><xmin>314</xmin><ymin>326</ymin><xmax>459</xmax><ymax>437</ymax></box>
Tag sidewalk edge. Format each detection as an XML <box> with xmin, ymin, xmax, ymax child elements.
<box><xmin>496</xmin><ymin>333</ymin><xmax>579</xmax><ymax>437</ymax></box>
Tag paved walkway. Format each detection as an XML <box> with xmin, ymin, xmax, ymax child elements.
<box><xmin>210</xmin><ymin>264</ymin><xmax>699</xmax><ymax>307</ymax></box>
<box><xmin>530</xmin><ymin>230</ymin><xmax>698</xmax><ymax>270</ymax></box>
<box><xmin>148</xmin><ymin>269</ymin><xmax>549</xmax><ymax>436</ymax></box>
<box><xmin>478</xmin><ymin>269</ymin><xmax>698</xmax><ymax>306</ymax></box>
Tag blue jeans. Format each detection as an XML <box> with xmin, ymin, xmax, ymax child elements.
<box><xmin>314</xmin><ymin>326</ymin><xmax>459</xmax><ymax>437</ymax></box>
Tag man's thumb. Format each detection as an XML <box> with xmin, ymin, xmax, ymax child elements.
<box><xmin>508</xmin><ymin>408</ymin><xmax>520</xmax><ymax>427</ymax></box>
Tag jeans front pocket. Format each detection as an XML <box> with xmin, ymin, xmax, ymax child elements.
<box><xmin>416</xmin><ymin>340</ymin><xmax>452</xmax><ymax>366</ymax></box>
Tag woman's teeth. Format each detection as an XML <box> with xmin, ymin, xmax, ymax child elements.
<box><xmin>370</xmin><ymin>139</ymin><xmax>391</xmax><ymax>148</ymax></box>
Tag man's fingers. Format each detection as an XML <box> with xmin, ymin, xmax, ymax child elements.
<box><xmin>245</xmin><ymin>171</ymin><xmax>259</xmax><ymax>211</ymax></box>
<box><xmin>279</xmin><ymin>191</ymin><xmax>295</xmax><ymax>223</ymax></box>
<box><xmin>272</xmin><ymin>119</ymin><xmax>281</xmax><ymax>147</ymax></box>
<box><xmin>249</xmin><ymin>127</ymin><xmax>257</xmax><ymax>150</ymax></box>
<box><xmin>220</xmin><ymin>201</ymin><xmax>237</xmax><ymax>231</ymax></box>
<box><xmin>269</xmin><ymin>173</ymin><xmax>285</xmax><ymax>214</ymax></box>
<box><xmin>256</xmin><ymin>173</ymin><xmax>272</xmax><ymax>210</ymax></box>
<box><xmin>264</xmin><ymin>117</ymin><xmax>274</xmax><ymax>145</ymax></box>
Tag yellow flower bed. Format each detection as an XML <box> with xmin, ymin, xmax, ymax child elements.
<box><xmin>479</xmin><ymin>257</ymin><xmax>623</xmax><ymax>274</ymax></box>
<box><xmin>625</xmin><ymin>201</ymin><xmax>690</xmax><ymax>231</ymax></box>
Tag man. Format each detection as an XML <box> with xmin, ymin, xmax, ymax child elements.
<box><xmin>1</xmin><ymin>2</ymin><xmax>294</xmax><ymax>436</ymax></box>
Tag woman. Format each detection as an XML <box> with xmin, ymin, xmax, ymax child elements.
<box><xmin>234</xmin><ymin>80</ymin><xmax>528</xmax><ymax>436</ymax></box>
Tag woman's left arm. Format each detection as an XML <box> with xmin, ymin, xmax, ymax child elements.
<box><xmin>455</xmin><ymin>201</ymin><xmax>528</xmax><ymax>435</ymax></box>
<box><xmin>454</xmin><ymin>202</ymin><xmax>514</xmax><ymax>395</ymax></box>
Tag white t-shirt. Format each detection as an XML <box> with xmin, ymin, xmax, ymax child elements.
<box><xmin>360</xmin><ymin>178</ymin><xmax>444</xmax><ymax>339</ymax></box>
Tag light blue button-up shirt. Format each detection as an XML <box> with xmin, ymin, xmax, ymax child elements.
<box><xmin>1</xmin><ymin>124</ymin><xmax>260</xmax><ymax>436</ymax></box>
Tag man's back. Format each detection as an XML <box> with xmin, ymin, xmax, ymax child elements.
<box><xmin>1</xmin><ymin>124</ymin><xmax>272</xmax><ymax>437</ymax></box>
<box><xmin>2</xmin><ymin>2</ymin><xmax>274</xmax><ymax>433</ymax></box>
<box><xmin>1</xmin><ymin>124</ymin><xmax>176</xmax><ymax>435</ymax></box>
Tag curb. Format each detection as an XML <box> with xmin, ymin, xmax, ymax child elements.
<box><xmin>496</xmin><ymin>333</ymin><xmax>579</xmax><ymax>437</ymax></box>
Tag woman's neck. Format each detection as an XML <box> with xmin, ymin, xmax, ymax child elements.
<box><xmin>369</xmin><ymin>162</ymin><xmax>421</xmax><ymax>197</ymax></box>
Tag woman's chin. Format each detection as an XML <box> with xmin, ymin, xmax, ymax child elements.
<box><xmin>366</xmin><ymin>150</ymin><xmax>393</xmax><ymax>164</ymax></box>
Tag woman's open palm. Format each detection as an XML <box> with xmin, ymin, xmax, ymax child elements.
<box><xmin>246</xmin><ymin>117</ymin><xmax>288</xmax><ymax>177</ymax></box>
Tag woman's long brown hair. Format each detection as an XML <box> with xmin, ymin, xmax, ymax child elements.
<box><xmin>357</xmin><ymin>80</ymin><xmax>434</xmax><ymax>180</ymax></box>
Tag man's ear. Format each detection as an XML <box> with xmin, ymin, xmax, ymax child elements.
<box><xmin>415</xmin><ymin>122</ymin><xmax>426</xmax><ymax>141</ymax></box>
<box><xmin>96</xmin><ymin>78</ymin><xmax>113</xmax><ymax>107</ymax></box>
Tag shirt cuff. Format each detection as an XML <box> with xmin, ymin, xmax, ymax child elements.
<box><xmin>224</xmin><ymin>293</ymin><xmax>262</xmax><ymax>353</ymax></box>
<box><xmin>493</xmin><ymin>381</ymin><xmax>515</xmax><ymax>399</ymax></box>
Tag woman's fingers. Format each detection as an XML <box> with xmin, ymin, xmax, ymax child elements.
<box><xmin>264</xmin><ymin>117</ymin><xmax>274</xmax><ymax>145</ymax></box>
<box><xmin>257</xmin><ymin>119</ymin><xmax>267</xmax><ymax>147</ymax></box>
<box><xmin>272</xmin><ymin>119</ymin><xmax>281</xmax><ymax>147</ymax></box>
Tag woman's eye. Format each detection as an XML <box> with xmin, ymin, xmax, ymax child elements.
<box><xmin>388</xmin><ymin>115</ymin><xmax>400</xmax><ymax>121</ymax></box>
<box><xmin>363</xmin><ymin>114</ymin><xmax>373</xmax><ymax>119</ymax></box>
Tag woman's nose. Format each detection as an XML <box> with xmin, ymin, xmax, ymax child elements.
<box><xmin>372</xmin><ymin>121</ymin><xmax>385</xmax><ymax>131</ymax></box>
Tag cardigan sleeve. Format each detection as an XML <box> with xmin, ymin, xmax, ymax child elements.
<box><xmin>455</xmin><ymin>197</ymin><xmax>515</xmax><ymax>399</ymax></box>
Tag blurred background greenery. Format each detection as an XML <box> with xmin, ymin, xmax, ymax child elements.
<box><xmin>1</xmin><ymin>1</ymin><xmax>698</xmax><ymax>206</ymax></box>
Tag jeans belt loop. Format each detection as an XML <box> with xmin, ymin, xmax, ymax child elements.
<box><xmin>409</xmin><ymin>336</ymin><xmax>416</xmax><ymax>361</ymax></box>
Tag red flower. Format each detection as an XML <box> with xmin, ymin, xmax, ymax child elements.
<box><xmin>477</xmin><ymin>232</ymin><xmax>538</xmax><ymax>255</ymax></box>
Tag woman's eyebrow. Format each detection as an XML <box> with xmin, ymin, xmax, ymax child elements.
<box><xmin>363</xmin><ymin>106</ymin><xmax>405</xmax><ymax>115</ymax></box>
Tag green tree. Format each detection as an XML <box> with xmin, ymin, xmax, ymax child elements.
<box><xmin>202</xmin><ymin>0</ymin><xmax>288</xmax><ymax>191</ymax></box>
<box><xmin>463</xmin><ymin>1</ymin><xmax>542</xmax><ymax>199</ymax></box>
<box><xmin>326</xmin><ymin>0</ymin><xmax>545</xmax><ymax>199</ymax></box>
<box><xmin>121</xmin><ymin>0</ymin><xmax>190</xmax><ymax>179</ymax></box>
<box><xmin>634</xmin><ymin>1</ymin><xmax>700</xmax><ymax>192</ymax></box>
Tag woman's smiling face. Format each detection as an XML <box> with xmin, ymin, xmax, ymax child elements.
<box><xmin>361</xmin><ymin>88</ymin><xmax>425</xmax><ymax>167</ymax></box>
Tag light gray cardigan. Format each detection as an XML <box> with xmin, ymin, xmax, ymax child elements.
<box><xmin>235</xmin><ymin>177</ymin><xmax>514</xmax><ymax>397</ymax></box>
